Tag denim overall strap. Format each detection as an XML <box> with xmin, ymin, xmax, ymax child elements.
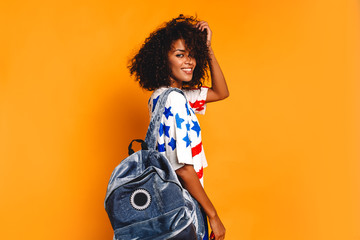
<box><xmin>145</xmin><ymin>87</ymin><xmax>188</xmax><ymax>150</ymax></box>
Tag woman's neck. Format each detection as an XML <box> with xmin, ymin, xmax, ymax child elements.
<box><xmin>169</xmin><ymin>77</ymin><xmax>182</xmax><ymax>89</ymax></box>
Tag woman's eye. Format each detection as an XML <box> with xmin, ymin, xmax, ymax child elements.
<box><xmin>176</xmin><ymin>54</ymin><xmax>184</xmax><ymax>57</ymax></box>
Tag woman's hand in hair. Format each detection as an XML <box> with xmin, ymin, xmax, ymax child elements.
<box><xmin>197</xmin><ymin>20</ymin><xmax>229</xmax><ymax>103</ymax></box>
<box><xmin>196</xmin><ymin>21</ymin><xmax>212</xmax><ymax>47</ymax></box>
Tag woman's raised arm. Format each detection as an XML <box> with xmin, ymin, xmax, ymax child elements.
<box><xmin>196</xmin><ymin>21</ymin><xmax>229</xmax><ymax>103</ymax></box>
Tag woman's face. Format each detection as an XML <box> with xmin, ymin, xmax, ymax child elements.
<box><xmin>168</xmin><ymin>39</ymin><xmax>196</xmax><ymax>88</ymax></box>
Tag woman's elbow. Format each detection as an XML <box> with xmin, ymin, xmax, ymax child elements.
<box><xmin>175</xmin><ymin>164</ymin><xmax>193</xmax><ymax>177</ymax></box>
<box><xmin>175</xmin><ymin>164</ymin><xmax>198</xmax><ymax>182</ymax></box>
<box><xmin>220</xmin><ymin>90</ymin><xmax>230</xmax><ymax>100</ymax></box>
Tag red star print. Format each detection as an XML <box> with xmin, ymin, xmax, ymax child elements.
<box><xmin>189</xmin><ymin>100</ymin><xmax>205</xmax><ymax>112</ymax></box>
<box><xmin>196</xmin><ymin>167</ymin><xmax>203</xmax><ymax>179</ymax></box>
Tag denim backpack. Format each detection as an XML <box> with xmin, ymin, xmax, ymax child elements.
<box><xmin>104</xmin><ymin>88</ymin><xmax>205</xmax><ymax>240</ymax></box>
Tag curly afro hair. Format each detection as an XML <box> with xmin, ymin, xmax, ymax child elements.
<box><xmin>128</xmin><ymin>14</ymin><xmax>211</xmax><ymax>91</ymax></box>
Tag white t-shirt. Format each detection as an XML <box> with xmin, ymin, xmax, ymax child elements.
<box><xmin>148</xmin><ymin>87</ymin><xmax>209</xmax><ymax>185</ymax></box>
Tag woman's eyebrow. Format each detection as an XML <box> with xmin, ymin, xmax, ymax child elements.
<box><xmin>174</xmin><ymin>49</ymin><xmax>186</xmax><ymax>52</ymax></box>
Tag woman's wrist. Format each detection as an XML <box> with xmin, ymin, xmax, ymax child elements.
<box><xmin>207</xmin><ymin>209</ymin><xmax>218</xmax><ymax>219</ymax></box>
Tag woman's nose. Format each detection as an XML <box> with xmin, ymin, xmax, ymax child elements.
<box><xmin>185</xmin><ymin>55</ymin><xmax>193</xmax><ymax>64</ymax></box>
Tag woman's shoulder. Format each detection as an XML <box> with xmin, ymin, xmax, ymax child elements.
<box><xmin>168</xmin><ymin>89</ymin><xmax>187</xmax><ymax>102</ymax></box>
<box><xmin>148</xmin><ymin>87</ymin><xmax>187</xmax><ymax>112</ymax></box>
<box><xmin>150</xmin><ymin>87</ymin><xmax>187</xmax><ymax>102</ymax></box>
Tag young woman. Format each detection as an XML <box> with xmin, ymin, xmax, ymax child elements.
<box><xmin>129</xmin><ymin>15</ymin><xmax>229</xmax><ymax>240</ymax></box>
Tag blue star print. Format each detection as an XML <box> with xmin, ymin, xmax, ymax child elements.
<box><xmin>191</xmin><ymin>120</ymin><xmax>201</xmax><ymax>137</ymax></box>
<box><xmin>175</xmin><ymin>113</ymin><xmax>184</xmax><ymax>129</ymax></box>
<box><xmin>182</xmin><ymin>132</ymin><xmax>191</xmax><ymax>147</ymax></box>
<box><xmin>168</xmin><ymin>138</ymin><xmax>176</xmax><ymax>150</ymax></box>
<box><xmin>159</xmin><ymin>123</ymin><xmax>164</xmax><ymax>137</ymax></box>
<box><xmin>152</xmin><ymin>95</ymin><xmax>159</xmax><ymax>112</ymax></box>
<box><xmin>185</xmin><ymin>103</ymin><xmax>191</xmax><ymax>116</ymax></box>
<box><xmin>158</xmin><ymin>143</ymin><xmax>165</xmax><ymax>152</ymax></box>
<box><xmin>185</xmin><ymin>122</ymin><xmax>190</xmax><ymax>131</ymax></box>
<box><xmin>164</xmin><ymin>124</ymin><xmax>170</xmax><ymax>138</ymax></box>
<box><xmin>163</xmin><ymin>106</ymin><xmax>173</xmax><ymax>119</ymax></box>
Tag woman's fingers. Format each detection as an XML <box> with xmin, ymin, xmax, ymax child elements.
<box><xmin>195</xmin><ymin>21</ymin><xmax>206</xmax><ymax>28</ymax></box>
<box><xmin>196</xmin><ymin>21</ymin><xmax>209</xmax><ymax>31</ymax></box>
<box><xmin>196</xmin><ymin>21</ymin><xmax>207</xmax><ymax>29</ymax></box>
<box><xmin>196</xmin><ymin>21</ymin><xmax>212</xmax><ymax>46</ymax></box>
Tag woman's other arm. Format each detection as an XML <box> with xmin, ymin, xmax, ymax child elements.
<box><xmin>176</xmin><ymin>165</ymin><xmax>226</xmax><ymax>240</ymax></box>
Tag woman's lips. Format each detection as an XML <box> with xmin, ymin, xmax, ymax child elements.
<box><xmin>181</xmin><ymin>68</ymin><xmax>193</xmax><ymax>74</ymax></box>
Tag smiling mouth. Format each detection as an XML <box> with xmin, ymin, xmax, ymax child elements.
<box><xmin>181</xmin><ymin>68</ymin><xmax>193</xmax><ymax>74</ymax></box>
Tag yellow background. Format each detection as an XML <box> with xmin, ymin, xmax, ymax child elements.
<box><xmin>1</xmin><ymin>0</ymin><xmax>359</xmax><ymax>239</ymax></box>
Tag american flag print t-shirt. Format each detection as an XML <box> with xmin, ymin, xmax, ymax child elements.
<box><xmin>148</xmin><ymin>87</ymin><xmax>209</xmax><ymax>186</ymax></box>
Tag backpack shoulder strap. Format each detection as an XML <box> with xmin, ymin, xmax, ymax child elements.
<box><xmin>145</xmin><ymin>87</ymin><xmax>188</xmax><ymax>150</ymax></box>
